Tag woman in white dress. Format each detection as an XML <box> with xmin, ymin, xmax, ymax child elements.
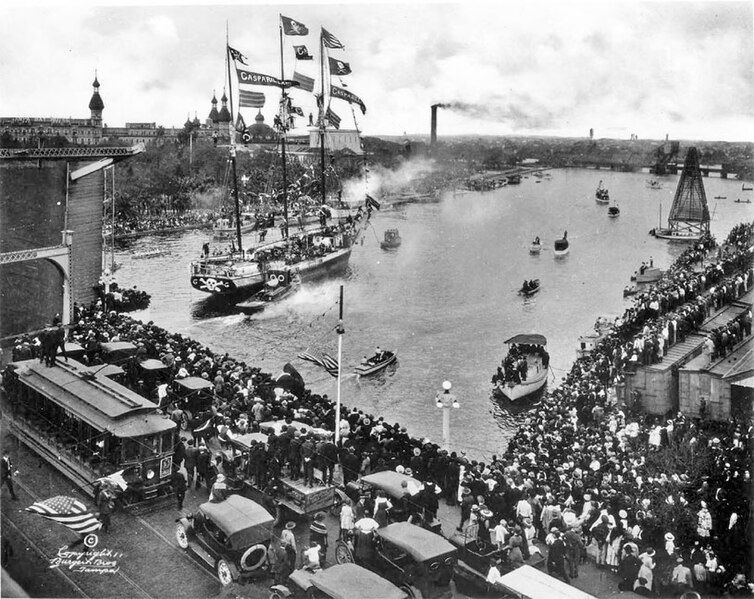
<box><xmin>635</xmin><ymin>548</ymin><xmax>656</xmax><ymax>592</ymax></box>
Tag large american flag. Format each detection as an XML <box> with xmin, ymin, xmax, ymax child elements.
<box><xmin>26</xmin><ymin>496</ymin><xmax>102</xmax><ymax>534</ymax></box>
<box><xmin>298</xmin><ymin>350</ymin><xmax>340</xmax><ymax>378</ymax></box>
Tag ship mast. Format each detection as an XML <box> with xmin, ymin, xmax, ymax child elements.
<box><xmin>225</xmin><ymin>23</ymin><xmax>243</xmax><ymax>255</ymax></box>
<box><xmin>278</xmin><ymin>17</ymin><xmax>289</xmax><ymax>240</ymax></box>
<box><xmin>319</xmin><ymin>29</ymin><xmax>327</xmax><ymax>206</ymax></box>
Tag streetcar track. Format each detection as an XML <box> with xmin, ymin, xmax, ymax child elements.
<box><xmin>12</xmin><ymin>476</ymin><xmax>155</xmax><ymax>599</ymax></box>
<box><xmin>1</xmin><ymin>514</ymin><xmax>89</xmax><ymax>599</ymax></box>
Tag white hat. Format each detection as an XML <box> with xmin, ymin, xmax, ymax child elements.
<box><xmin>664</xmin><ymin>532</ymin><xmax>675</xmax><ymax>541</ymax></box>
<box><xmin>619</xmin><ymin>509</ymin><xmax>628</xmax><ymax>519</ymax></box>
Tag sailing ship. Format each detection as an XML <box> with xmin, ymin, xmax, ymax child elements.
<box><xmin>650</xmin><ymin>147</ymin><xmax>710</xmax><ymax>242</ymax></box>
<box><xmin>190</xmin><ymin>19</ymin><xmax>371</xmax><ymax>296</ymax></box>
<box><xmin>595</xmin><ymin>180</ymin><xmax>610</xmax><ymax>203</ymax></box>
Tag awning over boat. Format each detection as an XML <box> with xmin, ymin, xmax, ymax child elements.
<box><xmin>504</xmin><ymin>334</ymin><xmax>547</xmax><ymax>346</ymax></box>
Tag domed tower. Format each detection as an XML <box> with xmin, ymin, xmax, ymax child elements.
<box><xmin>208</xmin><ymin>91</ymin><xmax>219</xmax><ymax>124</ymax></box>
<box><xmin>245</xmin><ymin>110</ymin><xmax>278</xmax><ymax>143</ymax></box>
<box><xmin>217</xmin><ymin>89</ymin><xmax>231</xmax><ymax>123</ymax></box>
<box><xmin>88</xmin><ymin>72</ymin><xmax>104</xmax><ymax>127</ymax></box>
<box><xmin>192</xmin><ymin>112</ymin><xmax>201</xmax><ymax>128</ymax></box>
<box><xmin>184</xmin><ymin>113</ymin><xmax>192</xmax><ymax>128</ymax></box>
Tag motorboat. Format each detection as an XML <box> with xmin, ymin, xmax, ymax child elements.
<box><xmin>608</xmin><ymin>205</ymin><xmax>620</xmax><ymax>218</ymax></box>
<box><xmin>553</xmin><ymin>231</ymin><xmax>569</xmax><ymax>257</ymax></box>
<box><xmin>236</xmin><ymin>271</ymin><xmax>299</xmax><ymax>313</ymax></box>
<box><xmin>354</xmin><ymin>351</ymin><xmax>397</xmax><ymax>376</ymax></box>
<box><xmin>380</xmin><ymin>228</ymin><xmax>402</xmax><ymax>250</ymax></box>
<box><xmin>635</xmin><ymin>266</ymin><xmax>663</xmax><ymax>284</ymax></box>
<box><xmin>529</xmin><ymin>238</ymin><xmax>542</xmax><ymax>254</ymax></box>
<box><xmin>492</xmin><ymin>334</ymin><xmax>549</xmax><ymax>401</ymax></box>
<box><xmin>595</xmin><ymin>180</ymin><xmax>610</xmax><ymax>203</ymax></box>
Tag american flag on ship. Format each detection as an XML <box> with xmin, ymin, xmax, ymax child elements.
<box><xmin>26</xmin><ymin>496</ymin><xmax>102</xmax><ymax>534</ymax></box>
<box><xmin>298</xmin><ymin>351</ymin><xmax>340</xmax><ymax>378</ymax></box>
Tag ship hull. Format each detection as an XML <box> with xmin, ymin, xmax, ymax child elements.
<box><xmin>650</xmin><ymin>228</ymin><xmax>704</xmax><ymax>242</ymax></box>
<box><xmin>495</xmin><ymin>369</ymin><xmax>548</xmax><ymax>401</ymax></box>
<box><xmin>292</xmin><ymin>247</ymin><xmax>352</xmax><ymax>283</ymax></box>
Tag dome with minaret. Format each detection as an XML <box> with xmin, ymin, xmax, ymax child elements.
<box><xmin>192</xmin><ymin>112</ymin><xmax>201</xmax><ymax>127</ymax></box>
<box><xmin>88</xmin><ymin>73</ymin><xmax>104</xmax><ymax>112</ymax></box>
<box><xmin>184</xmin><ymin>113</ymin><xmax>192</xmax><ymax>128</ymax></box>
<box><xmin>243</xmin><ymin>110</ymin><xmax>277</xmax><ymax>143</ymax></box>
<box><xmin>208</xmin><ymin>92</ymin><xmax>219</xmax><ymax>123</ymax></box>
<box><xmin>217</xmin><ymin>90</ymin><xmax>231</xmax><ymax>123</ymax></box>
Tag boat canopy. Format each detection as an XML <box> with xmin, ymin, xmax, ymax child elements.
<box><xmin>504</xmin><ymin>334</ymin><xmax>547</xmax><ymax>346</ymax></box>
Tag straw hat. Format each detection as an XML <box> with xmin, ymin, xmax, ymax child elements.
<box><xmin>664</xmin><ymin>532</ymin><xmax>675</xmax><ymax>542</ymax></box>
<box><xmin>285</xmin><ymin>521</ymin><xmax>296</xmax><ymax>530</ymax></box>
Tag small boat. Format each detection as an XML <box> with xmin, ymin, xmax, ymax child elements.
<box><xmin>713</xmin><ymin>196</ymin><xmax>727</xmax><ymax>200</ymax></box>
<box><xmin>623</xmin><ymin>285</ymin><xmax>638</xmax><ymax>297</ymax></box>
<box><xmin>507</xmin><ymin>174</ymin><xmax>522</xmax><ymax>185</ymax></box>
<box><xmin>519</xmin><ymin>279</ymin><xmax>540</xmax><ymax>296</ymax></box>
<box><xmin>646</xmin><ymin>180</ymin><xmax>662</xmax><ymax>190</ymax></box>
<box><xmin>380</xmin><ymin>228</ymin><xmax>402</xmax><ymax>250</ymax></box>
<box><xmin>212</xmin><ymin>213</ymin><xmax>257</xmax><ymax>239</ymax></box>
<box><xmin>576</xmin><ymin>318</ymin><xmax>613</xmax><ymax>358</ymax></box>
<box><xmin>608</xmin><ymin>205</ymin><xmax>620</xmax><ymax>218</ymax></box>
<box><xmin>635</xmin><ymin>266</ymin><xmax>663</xmax><ymax>284</ymax></box>
<box><xmin>354</xmin><ymin>351</ymin><xmax>397</xmax><ymax>376</ymax></box>
<box><xmin>236</xmin><ymin>271</ymin><xmax>299</xmax><ymax>313</ymax></box>
<box><xmin>492</xmin><ymin>334</ymin><xmax>549</xmax><ymax>401</ymax></box>
<box><xmin>529</xmin><ymin>237</ymin><xmax>541</xmax><ymax>254</ymax></box>
<box><xmin>132</xmin><ymin>249</ymin><xmax>169</xmax><ymax>260</ymax></box>
<box><xmin>742</xmin><ymin>184</ymin><xmax>753</xmax><ymax>191</ymax></box>
<box><xmin>595</xmin><ymin>180</ymin><xmax>610</xmax><ymax>203</ymax></box>
<box><xmin>553</xmin><ymin>231</ymin><xmax>569</xmax><ymax>257</ymax></box>
<box><xmin>734</xmin><ymin>199</ymin><xmax>752</xmax><ymax>204</ymax></box>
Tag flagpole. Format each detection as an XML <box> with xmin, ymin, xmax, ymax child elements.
<box><xmin>335</xmin><ymin>284</ymin><xmax>344</xmax><ymax>446</ymax></box>
<box><xmin>319</xmin><ymin>29</ymin><xmax>327</xmax><ymax>206</ymax></box>
<box><xmin>279</xmin><ymin>17</ymin><xmax>289</xmax><ymax>240</ymax></box>
<box><xmin>226</xmin><ymin>22</ymin><xmax>243</xmax><ymax>255</ymax></box>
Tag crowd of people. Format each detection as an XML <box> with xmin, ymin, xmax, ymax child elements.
<box><xmin>95</xmin><ymin>282</ymin><xmax>151</xmax><ymax>313</ymax></box>
<box><xmin>109</xmin><ymin>210</ymin><xmax>217</xmax><ymax>237</ymax></box>
<box><xmin>5</xmin><ymin>220</ymin><xmax>753</xmax><ymax>596</ymax></box>
<box><xmin>492</xmin><ymin>343</ymin><xmax>550</xmax><ymax>386</ymax></box>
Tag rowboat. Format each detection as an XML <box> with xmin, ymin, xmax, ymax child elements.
<box><xmin>354</xmin><ymin>351</ymin><xmax>397</xmax><ymax>376</ymax></box>
<box><xmin>380</xmin><ymin>229</ymin><xmax>402</xmax><ymax>250</ymax></box>
<box><xmin>519</xmin><ymin>279</ymin><xmax>540</xmax><ymax>296</ymax></box>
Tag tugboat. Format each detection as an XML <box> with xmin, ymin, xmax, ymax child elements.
<box><xmin>235</xmin><ymin>270</ymin><xmax>299</xmax><ymax>313</ymax></box>
<box><xmin>529</xmin><ymin>236</ymin><xmax>541</xmax><ymax>254</ymax></box>
<box><xmin>553</xmin><ymin>231</ymin><xmax>569</xmax><ymax>257</ymax></box>
<box><xmin>380</xmin><ymin>228</ymin><xmax>402</xmax><ymax>250</ymax></box>
<box><xmin>519</xmin><ymin>279</ymin><xmax>540</xmax><ymax>296</ymax></box>
<box><xmin>492</xmin><ymin>334</ymin><xmax>549</xmax><ymax>401</ymax></box>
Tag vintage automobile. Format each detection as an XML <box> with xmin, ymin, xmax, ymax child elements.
<box><xmin>346</xmin><ymin>471</ymin><xmax>434</xmax><ymax>524</ymax></box>
<box><xmin>175</xmin><ymin>494</ymin><xmax>274</xmax><ymax>586</ymax></box>
<box><xmin>270</xmin><ymin>563</ymin><xmax>408</xmax><ymax>599</ymax></box>
<box><xmin>168</xmin><ymin>376</ymin><xmax>215</xmax><ymax>429</ymax></box>
<box><xmin>335</xmin><ymin>521</ymin><xmax>457</xmax><ymax>599</ymax></box>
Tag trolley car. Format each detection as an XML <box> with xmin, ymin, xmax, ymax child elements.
<box><xmin>1</xmin><ymin>358</ymin><xmax>176</xmax><ymax>507</ymax></box>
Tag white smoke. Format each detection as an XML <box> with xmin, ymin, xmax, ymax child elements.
<box><xmin>340</xmin><ymin>158</ymin><xmax>437</xmax><ymax>203</ymax></box>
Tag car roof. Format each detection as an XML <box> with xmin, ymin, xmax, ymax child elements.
<box><xmin>376</xmin><ymin>522</ymin><xmax>457</xmax><ymax>562</ymax></box>
<box><xmin>310</xmin><ymin>564</ymin><xmax>407</xmax><ymax>599</ymax></box>
<box><xmin>174</xmin><ymin>376</ymin><xmax>214</xmax><ymax>390</ymax></box>
<box><xmin>139</xmin><ymin>359</ymin><xmax>168</xmax><ymax>371</ymax></box>
<box><xmin>361</xmin><ymin>471</ymin><xmax>421</xmax><ymax>498</ymax></box>
<box><xmin>199</xmin><ymin>495</ymin><xmax>274</xmax><ymax>538</ymax></box>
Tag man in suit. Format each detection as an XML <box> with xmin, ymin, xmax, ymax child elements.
<box><xmin>1</xmin><ymin>450</ymin><xmax>18</xmax><ymax>500</ymax></box>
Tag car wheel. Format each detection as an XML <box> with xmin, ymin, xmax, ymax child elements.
<box><xmin>175</xmin><ymin>523</ymin><xmax>189</xmax><ymax>549</ymax></box>
<box><xmin>401</xmin><ymin>584</ymin><xmax>423</xmax><ymax>599</ymax></box>
<box><xmin>216</xmin><ymin>559</ymin><xmax>233</xmax><ymax>586</ymax></box>
<box><xmin>334</xmin><ymin>541</ymin><xmax>354</xmax><ymax>564</ymax></box>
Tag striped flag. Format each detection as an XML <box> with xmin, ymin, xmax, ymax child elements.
<box><xmin>321</xmin><ymin>27</ymin><xmax>344</xmax><ymax>49</ymax></box>
<box><xmin>326</xmin><ymin>107</ymin><xmax>341</xmax><ymax>129</ymax></box>
<box><xmin>26</xmin><ymin>496</ymin><xmax>102</xmax><ymax>534</ymax></box>
<box><xmin>239</xmin><ymin>89</ymin><xmax>265</xmax><ymax>108</ymax></box>
<box><xmin>292</xmin><ymin>71</ymin><xmax>315</xmax><ymax>93</ymax></box>
<box><xmin>298</xmin><ymin>350</ymin><xmax>340</xmax><ymax>378</ymax></box>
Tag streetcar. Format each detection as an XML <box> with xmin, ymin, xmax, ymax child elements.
<box><xmin>1</xmin><ymin>358</ymin><xmax>176</xmax><ymax>507</ymax></box>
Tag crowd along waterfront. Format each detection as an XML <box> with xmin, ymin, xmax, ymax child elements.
<box><xmin>111</xmin><ymin>168</ymin><xmax>749</xmax><ymax>460</ymax></box>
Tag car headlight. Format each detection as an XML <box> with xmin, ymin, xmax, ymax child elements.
<box><xmin>146</xmin><ymin>469</ymin><xmax>155</xmax><ymax>480</ymax></box>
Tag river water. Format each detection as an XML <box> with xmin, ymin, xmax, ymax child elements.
<box><xmin>113</xmin><ymin>169</ymin><xmax>749</xmax><ymax>460</ymax></box>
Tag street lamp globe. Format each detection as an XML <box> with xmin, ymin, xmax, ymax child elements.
<box><xmin>442</xmin><ymin>380</ymin><xmax>452</xmax><ymax>391</ymax></box>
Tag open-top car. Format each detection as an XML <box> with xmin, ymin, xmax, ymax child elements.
<box><xmin>175</xmin><ymin>494</ymin><xmax>274</xmax><ymax>586</ymax></box>
<box><xmin>168</xmin><ymin>376</ymin><xmax>215</xmax><ymax>429</ymax></box>
<box><xmin>346</xmin><ymin>471</ymin><xmax>432</xmax><ymax>523</ymax></box>
<box><xmin>271</xmin><ymin>563</ymin><xmax>408</xmax><ymax>599</ymax></box>
<box><xmin>335</xmin><ymin>521</ymin><xmax>457</xmax><ymax>599</ymax></box>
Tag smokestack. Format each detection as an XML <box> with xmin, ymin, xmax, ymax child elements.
<box><xmin>430</xmin><ymin>104</ymin><xmax>438</xmax><ymax>150</ymax></box>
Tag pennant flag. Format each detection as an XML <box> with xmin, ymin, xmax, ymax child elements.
<box><xmin>26</xmin><ymin>496</ymin><xmax>102</xmax><ymax>534</ymax></box>
<box><xmin>281</xmin><ymin>15</ymin><xmax>309</xmax><ymax>36</ymax></box>
<box><xmin>294</xmin><ymin>45</ymin><xmax>313</xmax><ymax>60</ymax></box>
<box><xmin>239</xmin><ymin>89</ymin><xmax>266</xmax><ymax>108</ymax></box>
<box><xmin>328</xmin><ymin>57</ymin><xmax>351</xmax><ymax>76</ymax></box>
<box><xmin>331</xmin><ymin>85</ymin><xmax>367</xmax><ymax>114</ymax></box>
<box><xmin>326</xmin><ymin>107</ymin><xmax>341</xmax><ymax>129</ymax></box>
<box><xmin>235</xmin><ymin>113</ymin><xmax>247</xmax><ymax>133</ymax></box>
<box><xmin>365</xmin><ymin>194</ymin><xmax>381</xmax><ymax>211</ymax></box>
<box><xmin>227</xmin><ymin>45</ymin><xmax>248</xmax><ymax>65</ymax></box>
<box><xmin>292</xmin><ymin>71</ymin><xmax>315</xmax><ymax>93</ymax></box>
<box><xmin>291</xmin><ymin>105</ymin><xmax>305</xmax><ymax>117</ymax></box>
<box><xmin>321</xmin><ymin>27</ymin><xmax>344</xmax><ymax>49</ymax></box>
<box><xmin>298</xmin><ymin>350</ymin><xmax>340</xmax><ymax>378</ymax></box>
<box><xmin>236</xmin><ymin>67</ymin><xmax>285</xmax><ymax>88</ymax></box>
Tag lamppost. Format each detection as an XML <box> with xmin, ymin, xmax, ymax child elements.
<box><xmin>435</xmin><ymin>380</ymin><xmax>460</xmax><ymax>451</ymax></box>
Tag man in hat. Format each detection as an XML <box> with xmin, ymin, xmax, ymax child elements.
<box><xmin>670</xmin><ymin>557</ymin><xmax>693</xmax><ymax>594</ymax></box>
<box><xmin>184</xmin><ymin>439</ymin><xmax>198</xmax><ymax>488</ymax></box>
<box><xmin>281</xmin><ymin>521</ymin><xmax>297</xmax><ymax>554</ymax></box>
<box><xmin>1</xmin><ymin>450</ymin><xmax>18</xmax><ymax>500</ymax></box>
<box><xmin>547</xmin><ymin>529</ymin><xmax>569</xmax><ymax>583</ymax></box>
<box><xmin>310</xmin><ymin>512</ymin><xmax>328</xmax><ymax>564</ymax></box>
<box><xmin>486</xmin><ymin>557</ymin><xmax>505</xmax><ymax>588</ymax></box>
<box><xmin>458</xmin><ymin>487</ymin><xmax>474</xmax><ymax>532</ymax></box>
<box><xmin>272</xmin><ymin>537</ymin><xmax>291</xmax><ymax>585</ymax></box>
<box><xmin>564</xmin><ymin>525</ymin><xmax>585</xmax><ymax>579</ymax></box>
<box><xmin>618</xmin><ymin>545</ymin><xmax>642</xmax><ymax>591</ymax></box>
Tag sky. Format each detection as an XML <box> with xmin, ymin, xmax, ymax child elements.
<box><xmin>0</xmin><ymin>0</ymin><xmax>752</xmax><ymax>141</ymax></box>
